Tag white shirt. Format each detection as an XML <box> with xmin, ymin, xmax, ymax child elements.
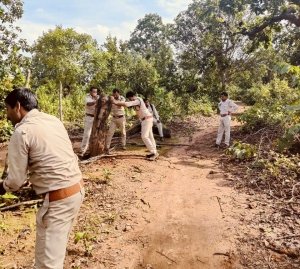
<box><xmin>3</xmin><ymin>109</ymin><xmax>82</xmax><ymax>194</ymax></box>
<box><xmin>85</xmin><ymin>94</ymin><xmax>99</xmax><ymax>115</ymax></box>
<box><xmin>218</xmin><ymin>99</ymin><xmax>238</xmax><ymax>115</ymax></box>
<box><xmin>125</xmin><ymin>97</ymin><xmax>152</xmax><ymax>119</ymax></box>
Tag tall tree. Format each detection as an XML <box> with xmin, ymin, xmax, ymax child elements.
<box><xmin>32</xmin><ymin>26</ymin><xmax>102</xmax><ymax>94</ymax></box>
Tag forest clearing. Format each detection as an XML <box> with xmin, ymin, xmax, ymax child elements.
<box><xmin>1</xmin><ymin>0</ymin><xmax>300</xmax><ymax>269</ymax></box>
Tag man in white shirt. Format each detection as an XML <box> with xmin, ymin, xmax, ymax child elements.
<box><xmin>0</xmin><ymin>88</ymin><xmax>84</xmax><ymax>269</ymax></box>
<box><xmin>144</xmin><ymin>99</ymin><xmax>164</xmax><ymax>141</ymax></box>
<box><xmin>111</xmin><ymin>91</ymin><xmax>158</xmax><ymax>160</ymax></box>
<box><xmin>80</xmin><ymin>87</ymin><xmax>99</xmax><ymax>156</ymax></box>
<box><xmin>216</xmin><ymin>92</ymin><xmax>238</xmax><ymax>148</ymax></box>
<box><xmin>106</xmin><ymin>88</ymin><xmax>126</xmax><ymax>153</ymax></box>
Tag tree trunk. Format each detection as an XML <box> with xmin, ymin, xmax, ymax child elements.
<box><xmin>89</xmin><ymin>95</ymin><xmax>112</xmax><ymax>157</ymax></box>
<box><xmin>59</xmin><ymin>81</ymin><xmax>63</xmax><ymax>121</ymax></box>
<box><xmin>25</xmin><ymin>69</ymin><xmax>31</xmax><ymax>88</ymax></box>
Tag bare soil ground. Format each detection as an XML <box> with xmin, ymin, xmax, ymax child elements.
<box><xmin>0</xmin><ymin>114</ymin><xmax>299</xmax><ymax>268</ymax></box>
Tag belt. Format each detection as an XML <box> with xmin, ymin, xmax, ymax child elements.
<box><xmin>220</xmin><ymin>114</ymin><xmax>229</xmax><ymax>117</ymax></box>
<box><xmin>141</xmin><ymin>115</ymin><xmax>153</xmax><ymax>121</ymax></box>
<box><xmin>113</xmin><ymin>115</ymin><xmax>124</xmax><ymax>118</ymax></box>
<box><xmin>45</xmin><ymin>179</ymin><xmax>84</xmax><ymax>202</ymax></box>
<box><xmin>86</xmin><ymin>113</ymin><xmax>94</xmax><ymax>117</ymax></box>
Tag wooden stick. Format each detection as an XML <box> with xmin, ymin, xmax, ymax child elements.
<box><xmin>80</xmin><ymin>153</ymin><xmax>146</xmax><ymax>164</ymax></box>
<box><xmin>214</xmin><ymin>196</ymin><xmax>223</xmax><ymax>213</ymax></box>
<box><xmin>0</xmin><ymin>199</ymin><xmax>43</xmax><ymax>212</ymax></box>
<box><xmin>156</xmin><ymin>251</ymin><xmax>177</xmax><ymax>264</ymax></box>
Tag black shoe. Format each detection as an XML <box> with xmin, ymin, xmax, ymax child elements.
<box><xmin>146</xmin><ymin>153</ymin><xmax>155</xmax><ymax>158</ymax></box>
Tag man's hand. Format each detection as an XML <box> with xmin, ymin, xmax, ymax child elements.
<box><xmin>0</xmin><ymin>181</ymin><xmax>6</xmax><ymax>195</ymax></box>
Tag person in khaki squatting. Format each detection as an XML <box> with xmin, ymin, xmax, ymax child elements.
<box><xmin>105</xmin><ymin>88</ymin><xmax>127</xmax><ymax>154</ymax></box>
<box><xmin>215</xmin><ymin>91</ymin><xmax>238</xmax><ymax>148</ymax></box>
<box><xmin>111</xmin><ymin>91</ymin><xmax>159</xmax><ymax>160</ymax></box>
<box><xmin>0</xmin><ymin>88</ymin><xmax>84</xmax><ymax>269</ymax></box>
<box><xmin>80</xmin><ymin>86</ymin><xmax>99</xmax><ymax>156</ymax></box>
<box><xmin>144</xmin><ymin>98</ymin><xmax>164</xmax><ymax>142</ymax></box>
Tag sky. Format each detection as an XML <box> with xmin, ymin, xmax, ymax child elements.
<box><xmin>18</xmin><ymin>0</ymin><xmax>193</xmax><ymax>45</ymax></box>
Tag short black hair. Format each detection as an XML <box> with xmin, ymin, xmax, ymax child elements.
<box><xmin>126</xmin><ymin>91</ymin><xmax>136</xmax><ymax>98</ymax></box>
<box><xmin>112</xmin><ymin>88</ymin><xmax>120</xmax><ymax>94</ymax></box>
<box><xmin>90</xmin><ymin>86</ymin><xmax>98</xmax><ymax>92</ymax></box>
<box><xmin>143</xmin><ymin>98</ymin><xmax>149</xmax><ymax>103</ymax></box>
<box><xmin>220</xmin><ymin>92</ymin><xmax>228</xmax><ymax>97</ymax></box>
<box><xmin>5</xmin><ymin>88</ymin><xmax>38</xmax><ymax>111</ymax></box>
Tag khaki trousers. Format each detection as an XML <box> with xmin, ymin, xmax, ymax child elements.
<box><xmin>34</xmin><ymin>188</ymin><xmax>84</xmax><ymax>269</ymax></box>
<box><xmin>153</xmin><ymin>118</ymin><xmax>164</xmax><ymax>138</ymax></box>
<box><xmin>216</xmin><ymin>115</ymin><xmax>231</xmax><ymax>146</ymax></box>
<box><xmin>106</xmin><ymin>117</ymin><xmax>126</xmax><ymax>149</ymax></box>
<box><xmin>141</xmin><ymin>118</ymin><xmax>157</xmax><ymax>154</ymax></box>
<box><xmin>81</xmin><ymin>116</ymin><xmax>94</xmax><ymax>155</ymax></box>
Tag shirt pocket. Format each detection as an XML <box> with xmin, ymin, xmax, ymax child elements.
<box><xmin>36</xmin><ymin>193</ymin><xmax>50</xmax><ymax>229</ymax></box>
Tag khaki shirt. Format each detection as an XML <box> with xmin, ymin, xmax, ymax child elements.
<box><xmin>125</xmin><ymin>97</ymin><xmax>152</xmax><ymax>119</ymax></box>
<box><xmin>3</xmin><ymin>109</ymin><xmax>82</xmax><ymax>195</ymax></box>
<box><xmin>85</xmin><ymin>94</ymin><xmax>98</xmax><ymax>115</ymax></box>
<box><xmin>111</xmin><ymin>96</ymin><xmax>125</xmax><ymax>116</ymax></box>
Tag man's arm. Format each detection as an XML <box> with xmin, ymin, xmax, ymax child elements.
<box><xmin>2</xmin><ymin>130</ymin><xmax>29</xmax><ymax>193</ymax></box>
<box><xmin>111</xmin><ymin>97</ymin><xmax>140</xmax><ymax>108</ymax></box>
<box><xmin>229</xmin><ymin>100</ymin><xmax>239</xmax><ymax>114</ymax></box>
<box><xmin>86</xmin><ymin>96</ymin><xmax>97</xmax><ymax>107</ymax></box>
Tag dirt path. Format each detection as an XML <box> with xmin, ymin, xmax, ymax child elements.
<box><xmin>1</xmin><ymin>117</ymin><xmax>249</xmax><ymax>269</ymax></box>
<box><xmin>63</xmin><ymin>118</ymin><xmax>247</xmax><ymax>269</ymax></box>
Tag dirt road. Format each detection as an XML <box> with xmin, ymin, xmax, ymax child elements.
<box><xmin>1</xmin><ymin>117</ymin><xmax>248</xmax><ymax>269</ymax></box>
<box><xmin>63</xmin><ymin>118</ymin><xmax>246</xmax><ymax>269</ymax></box>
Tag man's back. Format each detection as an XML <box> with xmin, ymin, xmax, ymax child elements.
<box><xmin>7</xmin><ymin>109</ymin><xmax>81</xmax><ymax>194</ymax></box>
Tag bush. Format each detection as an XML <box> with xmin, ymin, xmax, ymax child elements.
<box><xmin>0</xmin><ymin>120</ymin><xmax>13</xmax><ymax>142</ymax></box>
<box><xmin>226</xmin><ymin>141</ymin><xmax>257</xmax><ymax>160</ymax></box>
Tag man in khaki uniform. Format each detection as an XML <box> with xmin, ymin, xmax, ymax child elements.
<box><xmin>0</xmin><ymin>88</ymin><xmax>84</xmax><ymax>269</ymax></box>
<box><xmin>105</xmin><ymin>88</ymin><xmax>126</xmax><ymax>153</ymax></box>
<box><xmin>80</xmin><ymin>86</ymin><xmax>99</xmax><ymax>156</ymax></box>
<box><xmin>111</xmin><ymin>91</ymin><xmax>159</xmax><ymax>160</ymax></box>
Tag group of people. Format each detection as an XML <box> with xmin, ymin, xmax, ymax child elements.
<box><xmin>0</xmin><ymin>87</ymin><xmax>238</xmax><ymax>269</ymax></box>
<box><xmin>80</xmin><ymin>87</ymin><xmax>164</xmax><ymax>161</ymax></box>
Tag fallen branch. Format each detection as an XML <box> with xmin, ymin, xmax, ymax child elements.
<box><xmin>0</xmin><ymin>199</ymin><xmax>43</xmax><ymax>212</ymax></box>
<box><xmin>214</xmin><ymin>196</ymin><xmax>223</xmax><ymax>213</ymax></box>
<box><xmin>80</xmin><ymin>153</ymin><xmax>146</xmax><ymax>164</ymax></box>
<box><xmin>126</xmin><ymin>142</ymin><xmax>190</xmax><ymax>147</ymax></box>
<box><xmin>156</xmin><ymin>250</ymin><xmax>177</xmax><ymax>264</ymax></box>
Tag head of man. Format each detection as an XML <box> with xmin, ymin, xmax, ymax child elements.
<box><xmin>220</xmin><ymin>92</ymin><xmax>228</xmax><ymax>102</ymax></box>
<box><xmin>144</xmin><ymin>98</ymin><xmax>150</xmax><ymax>107</ymax></box>
<box><xmin>112</xmin><ymin>88</ymin><xmax>120</xmax><ymax>99</ymax></box>
<box><xmin>5</xmin><ymin>88</ymin><xmax>38</xmax><ymax>126</ymax></box>
<box><xmin>90</xmin><ymin>87</ymin><xmax>98</xmax><ymax>98</ymax></box>
<box><xmin>126</xmin><ymin>91</ymin><xmax>136</xmax><ymax>101</ymax></box>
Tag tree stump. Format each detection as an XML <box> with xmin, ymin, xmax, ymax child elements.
<box><xmin>89</xmin><ymin>95</ymin><xmax>112</xmax><ymax>156</ymax></box>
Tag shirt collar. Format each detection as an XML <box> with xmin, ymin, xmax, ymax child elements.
<box><xmin>15</xmin><ymin>109</ymin><xmax>39</xmax><ymax>129</ymax></box>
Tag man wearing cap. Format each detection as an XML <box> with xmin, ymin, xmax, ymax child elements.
<box><xmin>0</xmin><ymin>88</ymin><xmax>84</xmax><ymax>269</ymax></box>
<box><xmin>215</xmin><ymin>92</ymin><xmax>238</xmax><ymax>148</ymax></box>
<box><xmin>111</xmin><ymin>91</ymin><xmax>159</xmax><ymax>160</ymax></box>
<box><xmin>80</xmin><ymin>86</ymin><xmax>99</xmax><ymax>156</ymax></box>
<box><xmin>144</xmin><ymin>98</ymin><xmax>164</xmax><ymax>141</ymax></box>
<box><xmin>105</xmin><ymin>88</ymin><xmax>126</xmax><ymax>153</ymax></box>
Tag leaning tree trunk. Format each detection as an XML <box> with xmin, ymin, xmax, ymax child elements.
<box><xmin>89</xmin><ymin>95</ymin><xmax>112</xmax><ymax>156</ymax></box>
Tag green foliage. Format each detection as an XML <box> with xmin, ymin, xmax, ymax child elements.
<box><xmin>0</xmin><ymin>119</ymin><xmax>13</xmax><ymax>142</ymax></box>
<box><xmin>238</xmin><ymin>79</ymin><xmax>300</xmax><ymax>131</ymax></box>
<box><xmin>226</xmin><ymin>141</ymin><xmax>257</xmax><ymax>160</ymax></box>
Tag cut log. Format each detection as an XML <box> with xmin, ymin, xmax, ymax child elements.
<box><xmin>126</xmin><ymin>121</ymin><xmax>171</xmax><ymax>138</ymax></box>
<box><xmin>89</xmin><ymin>95</ymin><xmax>112</xmax><ymax>157</ymax></box>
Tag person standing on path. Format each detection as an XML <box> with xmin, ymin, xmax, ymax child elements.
<box><xmin>215</xmin><ymin>92</ymin><xmax>238</xmax><ymax>148</ymax></box>
<box><xmin>105</xmin><ymin>88</ymin><xmax>127</xmax><ymax>153</ymax></box>
<box><xmin>0</xmin><ymin>88</ymin><xmax>84</xmax><ymax>269</ymax></box>
<box><xmin>144</xmin><ymin>98</ymin><xmax>164</xmax><ymax>141</ymax></box>
<box><xmin>111</xmin><ymin>91</ymin><xmax>159</xmax><ymax>160</ymax></box>
<box><xmin>80</xmin><ymin>86</ymin><xmax>99</xmax><ymax>156</ymax></box>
